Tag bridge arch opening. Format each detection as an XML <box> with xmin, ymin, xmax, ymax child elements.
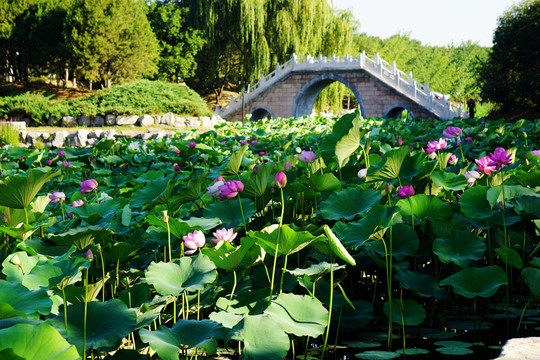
<box><xmin>250</xmin><ymin>105</ymin><xmax>275</xmax><ymax>121</ymax></box>
<box><xmin>291</xmin><ymin>74</ymin><xmax>366</xmax><ymax>118</ymax></box>
<box><xmin>383</xmin><ymin>104</ymin><xmax>415</xmax><ymax>120</ymax></box>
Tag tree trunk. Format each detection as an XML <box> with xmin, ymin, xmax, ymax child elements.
<box><xmin>73</xmin><ymin>71</ymin><xmax>77</xmax><ymax>89</ymax></box>
<box><xmin>89</xmin><ymin>80</ymin><xmax>93</xmax><ymax>91</ymax></box>
<box><xmin>64</xmin><ymin>68</ymin><xmax>69</xmax><ymax>88</ymax></box>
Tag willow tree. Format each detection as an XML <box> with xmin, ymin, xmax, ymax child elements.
<box><xmin>186</xmin><ymin>0</ymin><xmax>357</xmax><ymax>106</ymax></box>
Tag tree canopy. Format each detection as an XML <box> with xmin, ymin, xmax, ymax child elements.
<box><xmin>481</xmin><ymin>0</ymin><xmax>540</xmax><ymax>109</ymax></box>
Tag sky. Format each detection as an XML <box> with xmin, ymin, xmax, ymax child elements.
<box><xmin>332</xmin><ymin>0</ymin><xmax>519</xmax><ymax>47</ymax></box>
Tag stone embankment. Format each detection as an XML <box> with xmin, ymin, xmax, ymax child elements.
<box><xmin>7</xmin><ymin>112</ymin><xmax>225</xmax><ymax>148</ymax></box>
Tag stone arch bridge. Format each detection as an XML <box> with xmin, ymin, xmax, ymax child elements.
<box><xmin>215</xmin><ymin>52</ymin><xmax>468</xmax><ymax>122</ymax></box>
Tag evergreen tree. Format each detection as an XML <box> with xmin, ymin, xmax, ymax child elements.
<box><xmin>481</xmin><ymin>0</ymin><xmax>540</xmax><ymax>109</ymax></box>
<box><xmin>147</xmin><ymin>1</ymin><xmax>205</xmax><ymax>83</ymax></box>
<box><xmin>66</xmin><ymin>0</ymin><xmax>160</xmax><ymax>87</ymax></box>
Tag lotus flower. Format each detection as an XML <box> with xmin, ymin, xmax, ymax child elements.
<box><xmin>173</xmin><ymin>163</ymin><xmax>181</xmax><ymax>172</ymax></box>
<box><xmin>274</xmin><ymin>171</ymin><xmax>287</xmax><ymax>188</ymax></box>
<box><xmin>49</xmin><ymin>192</ymin><xmax>66</xmax><ymax>205</ymax></box>
<box><xmin>85</xmin><ymin>249</ymin><xmax>93</xmax><ymax>260</ymax></box>
<box><xmin>218</xmin><ymin>180</ymin><xmax>244</xmax><ymax>199</ymax></box>
<box><xmin>189</xmin><ymin>141</ymin><xmax>196</xmax><ymax>148</ymax></box>
<box><xmin>298</xmin><ymin>150</ymin><xmax>317</xmax><ymax>163</ymax></box>
<box><xmin>425</xmin><ymin>138</ymin><xmax>447</xmax><ymax>154</ymax></box>
<box><xmin>397</xmin><ymin>185</ymin><xmax>415</xmax><ymax>199</ymax></box>
<box><xmin>475</xmin><ymin>156</ymin><xmax>496</xmax><ymax>175</ymax></box>
<box><xmin>72</xmin><ymin>199</ymin><xmax>84</xmax><ymax>207</ymax></box>
<box><xmin>183</xmin><ymin>230</ymin><xmax>206</xmax><ymax>255</ymax></box>
<box><xmin>464</xmin><ymin>170</ymin><xmax>481</xmax><ymax>187</ymax></box>
<box><xmin>283</xmin><ymin>161</ymin><xmax>292</xmax><ymax>171</ymax></box>
<box><xmin>58</xmin><ymin>150</ymin><xmax>66</xmax><ymax>157</ymax></box>
<box><xmin>531</xmin><ymin>150</ymin><xmax>540</xmax><ymax>157</ymax></box>
<box><xmin>443</xmin><ymin>126</ymin><xmax>463</xmax><ymax>138</ymax></box>
<box><xmin>80</xmin><ymin>179</ymin><xmax>98</xmax><ymax>193</ymax></box>
<box><xmin>488</xmin><ymin>147</ymin><xmax>513</xmax><ymax>169</ymax></box>
<box><xmin>207</xmin><ymin>180</ymin><xmax>225</xmax><ymax>197</ymax></box>
<box><xmin>447</xmin><ymin>154</ymin><xmax>458</xmax><ymax>165</ymax></box>
<box><xmin>357</xmin><ymin>168</ymin><xmax>368</xmax><ymax>179</ymax></box>
<box><xmin>212</xmin><ymin>228</ymin><xmax>237</xmax><ymax>244</ymax></box>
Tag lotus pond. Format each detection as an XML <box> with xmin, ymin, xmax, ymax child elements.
<box><xmin>0</xmin><ymin>113</ymin><xmax>539</xmax><ymax>360</ymax></box>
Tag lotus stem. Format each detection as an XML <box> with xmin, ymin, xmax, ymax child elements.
<box><xmin>227</xmin><ymin>270</ymin><xmax>237</xmax><ymax>311</ymax></box>
<box><xmin>237</xmin><ymin>195</ymin><xmax>247</xmax><ymax>234</ymax></box>
<box><xmin>280</xmin><ymin>255</ymin><xmax>288</xmax><ymax>294</ymax></box>
<box><xmin>321</xmin><ymin>260</ymin><xmax>334</xmax><ymax>359</ymax></box>
<box><xmin>83</xmin><ymin>268</ymin><xmax>89</xmax><ymax>359</ymax></box>
<box><xmin>98</xmin><ymin>246</ymin><xmax>105</xmax><ymax>302</ymax></box>
<box><xmin>62</xmin><ymin>288</ymin><xmax>68</xmax><ymax>331</ymax></box>
<box><xmin>382</xmin><ymin>237</ymin><xmax>392</xmax><ymax>350</ymax></box>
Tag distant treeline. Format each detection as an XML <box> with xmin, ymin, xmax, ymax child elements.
<box><xmin>0</xmin><ymin>0</ymin><xmax>537</xmax><ymax>112</ymax></box>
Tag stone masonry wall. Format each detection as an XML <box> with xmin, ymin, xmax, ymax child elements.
<box><xmin>227</xmin><ymin>70</ymin><xmax>436</xmax><ymax>121</ymax></box>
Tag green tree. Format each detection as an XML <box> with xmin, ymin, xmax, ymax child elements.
<box><xmin>481</xmin><ymin>0</ymin><xmax>540</xmax><ymax>109</ymax></box>
<box><xmin>66</xmin><ymin>0</ymin><xmax>160</xmax><ymax>88</ymax></box>
<box><xmin>147</xmin><ymin>1</ymin><xmax>205</xmax><ymax>83</ymax></box>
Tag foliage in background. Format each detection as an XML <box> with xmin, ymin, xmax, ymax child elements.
<box><xmin>0</xmin><ymin>80</ymin><xmax>210</xmax><ymax>124</ymax></box>
<box><xmin>481</xmin><ymin>0</ymin><xmax>540</xmax><ymax>110</ymax></box>
<box><xmin>0</xmin><ymin>122</ymin><xmax>20</xmax><ymax>146</ymax></box>
<box><xmin>147</xmin><ymin>1</ymin><xmax>206</xmax><ymax>83</ymax></box>
<box><xmin>354</xmin><ymin>33</ymin><xmax>489</xmax><ymax>103</ymax></box>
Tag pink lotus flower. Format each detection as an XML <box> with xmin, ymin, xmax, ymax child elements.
<box><xmin>425</xmin><ymin>138</ymin><xmax>447</xmax><ymax>154</ymax></box>
<box><xmin>183</xmin><ymin>230</ymin><xmax>206</xmax><ymax>255</ymax></box>
<box><xmin>298</xmin><ymin>150</ymin><xmax>317</xmax><ymax>163</ymax></box>
<box><xmin>61</xmin><ymin>161</ymin><xmax>71</xmax><ymax>167</ymax></box>
<box><xmin>274</xmin><ymin>171</ymin><xmax>287</xmax><ymax>188</ymax></box>
<box><xmin>251</xmin><ymin>140</ymin><xmax>258</xmax><ymax>146</ymax></box>
<box><xmin>92</xmin><ymin>158</ymin><xmax>97</xmax><ymax>163</ymax></box>
<box><xmin>447</xmin><ymin>154</ymin><xmax>458</xmax><ymax>165</ymax></box>
<box><xmin>189</xmin><ymin>141</ymin><xmax>197</xmax><ymax>148</ymax></box>
<box><xmin>58</xmin><ymin>150</ymin><xmax>66</xmax><ymax>157</ymax></box>
<box><xmin>80</xmin><ymin>179</ymin><xmax>98</xmax><ymax>193</ymax></box>
<box><xmin>218</xmin><ymin>180</ymin><xmax>244</xmax><ymax>199</ymax></box>
<box><xmin>240</xmin><ymin>140</ymin><xmax>248</xmax><ymax>145</ymax></box>
<box><xmin>49</xmin><ymin>192</ymin><xmax>66</xmax><ymax>205</ymax></box>
<box><xmin>283</xmin><ymin>161</ymin><xmax>292</xmax><ymax>171</ymax></box>
<box><xmin>475</xmin><ymin>156</ymin><xmax>496</xmax><ymax>175</ymax></box>
<box><xmin>443</xmin><ymin>126</ymin><xmax>463</xmax><ymax>138</ymax></box>
<box><xmin>85</xmin><ymin>249</ymin><xmax>93</xmax><ymax>260</ymax></box>
<box><xmin>488</xmin><ymin>147</ymin><xmax>513</xmax><ymax>169</ymax></box>
<box><xmin>174</xmin><ymin>149</ymin><xmax>181</xmax><ymax>154</ymax></box>
<box><xmin>396</xmin><ymin>135</ymin><xmax>404</xmax><ymax>146</ymax></box>
<box><xmin>397</xmin><ymin>185</ymin><xmax>415</xmax><ymax>199</ymax></box>
<box><xmin>259</xmin><ymin>151</ymin><xmax>266</xmax><ymax>156</ymax></box>
<box><xmin>531</xmin><ymin>150</ymin><xmax>540</xmax><ymax>157</ymax></box>
<box><xmin>46</xmin><ymin>159</ymin><xmax>52</xmax><ymax>165</ymax></box>
<box><xmin>72</xmin><ymin>199</ymin><xmax>84</xmax><ymax>207</ymax></box>
<box><xmin>464</xmin><ymin>137</ymin><xmax>473</xmax><ymax>142</ymax></box>
<box><xmin>385</xmin><ymin>183</ymin><xmax>393</xmax><ymax>194</ymax></box>
<box><xmin>173</xmin><ymin>163</ymin><xmax>181</xmax><ymax>172</ymax></box>
<box><xmin>212</xmin><ymin>228</ymin><xmax>237</xmax><ymax>244</ymax></box>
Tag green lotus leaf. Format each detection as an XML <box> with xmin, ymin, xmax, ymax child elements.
<box><xmin>433</xmin><ymin>231</ymin><xmax>486</xmax><ymax>267</ymax></box>
<box><xmin>365</xmin><ymin>146</ymin><xmax>409</xmax><ymax>182</ymax></box>
<box><xmin>383</xmin><ymin>299</ymin><xmax>426</xmax><ymax>326</ymax></box>
<box><xmin>239</xmin><ymin>314</ymin><xmax>290</xmax><ymax>360</ymax></box>
<box><xmin>69</xmin><ymin>201</ymin><xmax>123</xmax><ymax>224</ymax></box>
<box><xmin>203</xmin><ymin>198</ymin><xmax>256</xmax><ymax>229</ymax></box>
<box><xmin>48</xmin><ymin>226</ymin><xmax>114</xmax><ymax>252</ymax></box>
<box><xmin>309</xmin><ymin>173</ymin><xmax>342</xmax><ymax>192</ymax></box>
<box><xmin>431</xmin><ymin>170</ymin><xmax>468</xmax><ymax>191</ymax></box>
<box><xmin>0</xmin><ymin>280</ymin><xmax>53</xmax><ymax>317</ymax></box>
<box><xmin>242</xmin><ymin>162</ymin><xmax>275</xmax><ymax>198</ymax></box>
<box><xmin>222</xmin><ymin>145</ymin><xmax>248</xmax><ymax>176</ymax></box>
<box><xmin>486</xmin><ymin>185</ymin><xmax>540</xmax><ymax>209</ymax></box>
<box><xmin>397</xmin><ymin>194</ymin><xmax>452</xmax><ymax>221</ymax></box>
<box><xmin>139</xmin><ymin>319</ymin><xmax>225</xmax><ymax>359</ymax></box>
<box><xmin>145</xmin><ymin>253</ymin><xmax>217</xmax><ymax>296</ymax></box>
<box><xmin>130</xmin><ymin>178</ymin><xmax>174</xmax><ymax>209</ymax></box>
<box><xmin>395</xmin><ymin>270</ymin><xmax>445</xmax><ymax>299</ymax></box>
<box><xmin>201</xmin><ymin>238</ymin><xmax>257</xmax><ymax>270</ymax></box>
<box><xmin>318</xmin><ymin>224</ymin><xmax>356</xmax><ymax>265</ymax></box>
<box><xmin>264</xmin><ymin>293</ymin><xmax>328</xmax><ymax>337</ymax></box>
<box><xmin>2</xmin><ymin>251</ymin><xmax>44</xmax><ymax>284</ymax></box>
<box><xmin>332</xmin><ymin>206</ymin><xmax>399</xmax><ymax>249</ymax></box>
<box><xmin>48</xmin><ymin>299</ymin><xmax>137</xmax><ymax>354</ymax></box>
<box><xmin>355</xmin><ymin>350</ymin><xmax>400</xmax><ymax>359</ymax></box>
<box><xmin>495</xmin><ymin>246</ymin><xmax>523</xmax><ymax>270</ymax></box>
<box><xmin>521</xmin><ymin>267</ymin><xmax>540</xmax><ymax>301</ymax></box>
<box><xmin>459</xmin><ymin>186</ymin><xmax>493</xmax><ymax>219</ymax></box>
<box><xmin>104</xmin><ymin>242</ymin><xmax>141</xmax><ymax>264</ymax></box>
<box><xmin>512</xmin><ymin>196</ymin><xmax>540</xmax><ymax>217</ymax></box>
<box><xmin>287</xmin><ymin>261</ymin><xmax>344</xmax><ymax>280</ymax></box>
<box><xmin>0</xmin><ymin>323</ymin><xmax>79</xmax><ymax>360</ymax></box>
<box><xmin>0</xmin><ymin>169</ymin><xmax>60</xmax><ymax>209</ymax></box>
<box><xmin>364</xmin><ymin>223</ymin><xmax>418</xmax><ymax>261</ymax></box>
<box><xmin>250</xmin><ymin>224</ymin><xmax>319</xmax><ymax>256</ymax></box>
<box><xmin>321</xmin><ymin>112</ymin><xmax>366</xmax><ymax>168</ymax></box>
<box><xmin>170</xmin><ymin>172</ymin><xmax>207</xmax><ymax>209</ymax></box>
<box><xmin>320</xmin><ymin>188</ymin><xmax>383</xmax><ymax>221</ymax></box>
<box><xmin>440</xmin><ymin>266</ymin><xmax>508</xmax><ymax>298</ymax></box>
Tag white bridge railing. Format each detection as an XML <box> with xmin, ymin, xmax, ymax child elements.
<box><xmin>215</xmin><ymin>52</ymin><xmax>468</xmax><ymax>120</ymax></box>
